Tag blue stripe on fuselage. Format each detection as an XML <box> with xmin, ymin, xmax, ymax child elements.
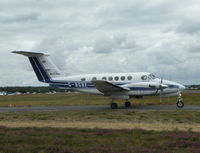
<box><xmin>49</xmin><ymin>81</ymin><xmax>180</xmax><ymax>92</ymax></box>
<box><xmin>129</xmin><ymin>87</ymin><xmax>155</xmax><ymax>91</ymax></box>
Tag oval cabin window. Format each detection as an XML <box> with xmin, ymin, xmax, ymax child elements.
<box><xmin>92</xmin><ymin>77</ymin><xmax>97</xmax><ymax>81</ymax></box>
<box><xmin>114</xmin><ymin>76</ymin><xmax>119</xmax><ymax>81</ymax></box>
<box><xmin>141</xmin><ymin>75</ymin><xmax>147</xmax><ymax>80</ymax></box>
<box><xmin>121</xmin><ymin>76</ymin><xmax>125</xmax><ymax>81</ymax></box>
<box><xmin>81</xmin><ymin>78</ymin><xmax>86</xmax><ymax>81</ymax></box>
<box><xmin>127</xmin><ymin>76</ymin><xmax>132</xmax><ymax>80</ymax></box>
<box><xmin>108</xmin><ymin>76</ymin><xmax>113</xmax><ymax>81</ymax></box>
<box><xmin>102</xmin><ymin>77</ymin><xmax>107</xmax><ymax>80</ymax></box>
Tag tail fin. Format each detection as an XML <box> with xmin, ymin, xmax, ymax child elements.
<box><xmin>12</xmin><ymin>51</ymin><xmax>62</xmax><ymax>83</ymax></box>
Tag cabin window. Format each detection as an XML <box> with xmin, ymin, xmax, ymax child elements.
<box><xmin>102</xmin><ymin>77</ymin><xmax>107</xmax><ymax>80</ymax></box>
<box><xmin>81</xmin><ymin>78</ymin><xmax>86</xmax><ymax>81</ymax></box>
<box><xmin>141</xmin><ymin>75</ymin><xmax>147</xmax><ymax>80</ymax></box>
<box><xmin>121</xmin><ymin>76</ymin><xmax>125</xmax><ymax>81</ymax></box>
<box><xmin>108</xmin><ymin>76</ymin><xmax>113</xmax><ymax>81</ymax></box>
<box><xmin>127</xmin><ymin>75</ymin><xmax>132</xmax><ymax>80</ymax></box>
<box><xmin>114</xmin><ymin>76</ymin><xmax>119</xmax><ymax>81</ymax></box>
<box><xmin>92</xmin><ymin>77</ymin><xmax>97</xmax><ymax>81</ymax></box>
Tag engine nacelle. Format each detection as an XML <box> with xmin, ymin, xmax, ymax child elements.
<box><xmin>122</xmin><ymin>82</ymin><xmax>168</xmax><ymax>89</ymax></box>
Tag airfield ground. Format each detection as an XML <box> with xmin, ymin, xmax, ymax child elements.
<box><xmin>0</xmin><ymin>92</ymin><xmax>199</xmax><ymax>107</ymax></box>
<box><xmin>0</xmin><ymin>92</ymin><xmax>200</xmax><ymax>153</ymax></box>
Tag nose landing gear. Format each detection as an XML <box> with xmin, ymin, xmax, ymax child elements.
<box><xmin>176</xmin><ymin>91</ymin><xmax>184</xmax><ymax>108</ymax></box>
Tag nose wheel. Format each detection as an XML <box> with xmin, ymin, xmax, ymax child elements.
<box><xmin>177</xmin><ymin>91</ymin><xmax>184</xmax><ymax>108</ymax></box>
<box><xmin>177</xmin><ymin>100</ymin><xmax>184</xmax><ymax>108</ymax></box>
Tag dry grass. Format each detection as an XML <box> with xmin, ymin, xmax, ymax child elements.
<box><xmin>0</xmin><ymin>109</ymin><xmax>200</xmax><ymax>132</ymax></box>
<box><xmin>0</xmin><ymin>121</ymin><xmax>200</xmax><ymax>132</ymax></box>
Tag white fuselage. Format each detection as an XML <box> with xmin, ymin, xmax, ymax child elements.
<box><xmin>50</xmin><ymin>72</ymin><xmax>185</xmax><ymax>99</ymax></box>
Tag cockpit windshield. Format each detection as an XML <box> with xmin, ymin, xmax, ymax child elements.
<box><xmin>141</xmin><ymin>74</ymin><xmax>156</xmax><ymax>81</ymax></box>
<box><xmin>148</xmin><ymin>74</ymin><xmax>156</xmax><ymax>80</ymax></box>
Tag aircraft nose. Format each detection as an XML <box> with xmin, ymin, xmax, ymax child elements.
<box><xmin>179</xmin><ymin>84</ymin><xmax>185</xmax><ymax>90</ymax></box>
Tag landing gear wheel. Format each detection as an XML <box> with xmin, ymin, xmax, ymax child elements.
<box><xmin>177</xmin><ymin>100</ymin><xmax>184</xmax><ymax>108</ymax></box>
<box><xmin>125</xmin><ymin>101</ymin><xmax>131</xmax><ymax>108</ymax></box>
<box><xmin>111</xmin><ymin>103</ymin><xmax>118</xmax><ymax>109</ymax></box>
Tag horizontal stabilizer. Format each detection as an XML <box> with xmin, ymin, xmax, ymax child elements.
<box><xmin>92</xmin><ymin>80</ymin><xmax>129</xmax><ymax>93</ymax></box>
<box><xmin>12</xmin><ymin>51</ymin><xmax>46</xmax><ymax>57</ymax></box>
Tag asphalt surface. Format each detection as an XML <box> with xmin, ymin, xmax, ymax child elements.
<box><xmin>182</xmin><ymin>90</ymin><xmax>200</xmax><ymax>93</ymax></box>
<box><xmin>0</xmin><ymin>105</ymin><xmax>200</xmax><ymax>112</ymax></box>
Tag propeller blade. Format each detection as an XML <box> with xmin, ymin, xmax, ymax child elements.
<box><xmin>160</xmin><ymin>76</ymin><xmax>163</xmax><ymax>103</ymax></box>
<box><xmin>159</xmin><ymin>91</ymin><xmax>161</xmax><ymax>102</ymax></box>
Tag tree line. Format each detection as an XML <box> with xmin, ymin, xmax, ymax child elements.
<box><xmin>0</xmin><ymin>87</ymin><xmax>65</xmax><ymax>93</ymax></box>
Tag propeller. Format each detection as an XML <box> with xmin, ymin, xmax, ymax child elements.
<box><xmin>149</xmin><ymin>76</ymin><xmax>168</xmax><ymax>102</ymax></box>
<box><xmin>159</xmin><ymin>77</ymin><xmax>163</xmax><ymax>103</ymax></box>
<box><xmin>151</xmin><ymin>77</ymin><xmax>168</xmax><ymax>103</ymax></box>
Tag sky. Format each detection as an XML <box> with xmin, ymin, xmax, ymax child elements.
<box><xmin>0</xmin><ymin>0</ymin><xmax>200</xmax><ymax>86</ymax></box>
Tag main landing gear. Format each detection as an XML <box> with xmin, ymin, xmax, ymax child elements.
<box><xmin>125</xmin><ymin>101</ymin><xmax>131</xmax><ymax>108</ymax></box>
<box><xmin>176</xmin><ymin>91</ymin><xmax>184</xmax><ymax>108</ymax></box>
<box><xmin>110</xmin><ymin>102</ymin><xmax>118</xmax><ymax>109</ymax></box>
<box><xmin>110</xmin><ymin>99</ymin><xmax>132</xmax><ymax>109</ymax></box>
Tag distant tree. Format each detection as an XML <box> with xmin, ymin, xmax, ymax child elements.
<box><xmin>0</xmin><ymin>86</ymin><xmax>65</xmax><ymax>93</ymax></box>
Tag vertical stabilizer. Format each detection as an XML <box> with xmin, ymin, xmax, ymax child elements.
<box><xmin>12</xmin><ymin>51</ymin><xmax>62</xmax><ymax>83</ymax></box>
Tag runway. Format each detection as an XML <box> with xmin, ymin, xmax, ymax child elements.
<box><xmin>0</xmin><ymin>105</ymin><xmax>200</xmax><ymax>112</ymax></box>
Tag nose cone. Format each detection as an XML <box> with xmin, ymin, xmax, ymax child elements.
<box><xmin>179</xmin><ymin>84</ymin><xmax>186</xmax><ymax>90</ymax></box>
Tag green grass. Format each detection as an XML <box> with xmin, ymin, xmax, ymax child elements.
<box><xmin>0</xmin><ymin>92</ymin><xmax>199</xmax><ymax>107</ymax></box>
<box><xmin>0</xmin><ymin>127</ymin><xmax>199</xmax><ymax>153</ymax></box>
<box><xmin>1</xmin><ymin>109</ymin><xmax>200</xmax><ymax>124</ymax></box>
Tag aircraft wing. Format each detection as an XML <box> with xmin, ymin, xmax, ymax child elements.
<box><xmin>92</xmin><ymin>80</ymin><xmax>129</xmax><ymax>93</ymax></box>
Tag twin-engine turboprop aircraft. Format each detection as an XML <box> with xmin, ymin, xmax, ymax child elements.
<box><xmin>13</xmin><ymin>51</ymin><xmax>185</xmax><ymax>109</ymax></box>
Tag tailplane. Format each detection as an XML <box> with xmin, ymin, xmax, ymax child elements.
<box><xmin>12</xmin><ymin>51</ymin><xmax>62</xmax><ymax>83</ymax></box>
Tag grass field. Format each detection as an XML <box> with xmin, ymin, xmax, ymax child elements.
<box><xmin>0</xmin><ymin>127</ymin><xmax>200</xmax><ymax>153</ymax></box>
<box><xmin>1</xmin><ymin>109</ymin><xmax>200</xmax><ymax>131</ymax></box>
<box><xmin>0</xmin><ymin>92</ymin><xmax>200</xmax><ymax>107</ymax></box>
<box><xmin>0</xmin><ymin>92</ymin><xmax>200</xmax><ymax>153</ymax></box>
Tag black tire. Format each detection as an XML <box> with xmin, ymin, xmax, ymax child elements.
<box><xmin>125</xmin><ymin>101</ymin><xmax>131</xmax><ymax>108</ymax></box>
<box><xmin>177</xmin><ymin>100</ymin><xmax>184</xmax><ymax>108</ymax></box>
<box><xmin>111</xmin><ymin>103</ymin><xmax>118</xmax><ymax>109</ymax></box>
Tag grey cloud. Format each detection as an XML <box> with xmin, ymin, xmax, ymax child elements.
<box><xmin>187</xmin><ymin>44</ymin><xmax>200</xmax><ymax>53</ymax></box>
<box><xmin>95</xmin><ymin>0</ymin><xmax>180</xmax><ymax>29</ymax></box>
<box><xmin>177</xmin><ymin>20</ymin><xmax>200</xmax><ymax>34</ymax></box>
<box><xmin>0</xmin><ymin>13</ymin><xmax>40</xmax><ymax>23</ymax></box>
<box><xmin>0</xmin><ymin>0</ymin><xmax>200</xmax><ymax>85</ymax></box>
<box><xmin>93</xmin><ymin>34</ymin><xmax>139</xmax><ymax>53</ymax></box>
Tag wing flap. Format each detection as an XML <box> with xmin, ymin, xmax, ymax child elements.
<box><xmin>92</xmin><ymin>80</ymin><xmax>129</xmax><ymax>93</ymax></box>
